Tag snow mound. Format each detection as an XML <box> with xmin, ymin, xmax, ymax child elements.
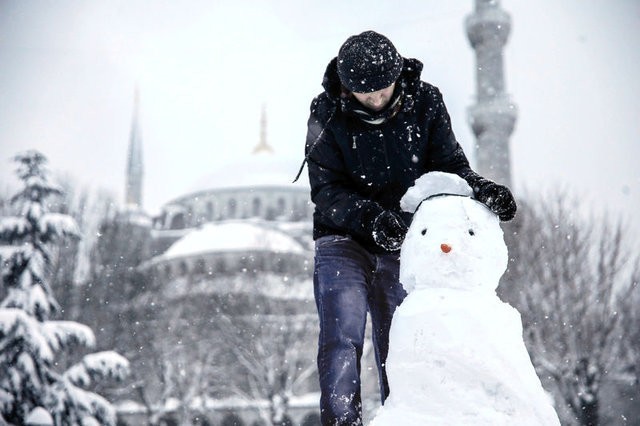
<box><xmin>162</xmin><ymin>221</ymin><xmax>306</xmax><ymax>260</ymax></box>
<box><xmin>400</xmin><ymin>171</ymin><xmax>473</xmax><ymax>213</ymax></box>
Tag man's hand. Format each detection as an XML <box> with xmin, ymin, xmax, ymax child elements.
<box><xmin>473</xmin><ymin>180</ymin><xmax>517</xmax><ymax>221</ymax></box>
<box><xmin>372</xmin><ymin>210</ymin><xmax>408</xmax><ymax>251</ymax></box>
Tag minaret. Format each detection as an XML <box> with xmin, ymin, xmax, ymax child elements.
<box><xmin>126</xmin><ymin>86</ymin><xmax>144</xmax><ymax>207</ymax></box>
<box><xmin>252</xmin><ymin>104</ymin><xmax>274</xmax><ymax>154</ymax></box>
<box><xmin>466</xmin><ymin>0</ymin><xmax>517</xmax><ymax>188</ymax></box>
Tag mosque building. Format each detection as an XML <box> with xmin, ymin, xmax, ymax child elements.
<box><xmin>116</xmin><ymin>96</ymin><xmax>321</xmax><ymax>426</ymax></box>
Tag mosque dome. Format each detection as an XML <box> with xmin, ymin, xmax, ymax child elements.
<box><xmin>153</xmin><ymin>138</ymin><xmax>312</xmax><ymax>233</ymax></box>
<box><xmin>184</xmin><ymin>104</ymin><xmax>308</xmax><ymax>195</ymax></box>
<box><xmin>186</xmin><ymin>151</ymin><xmax>308</xmax><ymax>194</ymax></box>
<box><xmin>150</xmin><ymin>105</ymin><xmax>313</xmax><ymax>259</ymax></box>
<box><xmin>142</xmin><ymin>219</ymin><xmax>310</xmax><ymax>280</ymax></box>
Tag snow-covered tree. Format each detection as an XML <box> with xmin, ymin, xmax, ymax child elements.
<box><xmin>501</xmin><ymin>194</ymin><xmax>640</xmax><ymax>426</ymax></box>
<box><xmin>121</xmin><ymin>298</ymin><xmax>223</xmax><ymax>425</ymax></box>
<box><xmin>217</xmin><ymin>308</ymin><xmax>318</xmax><ymax>426</ymax></box>
<box><xmin>0</xmin><ymin>150</ymin><xmax>129</xmax><ymax>425</ymax></box>
<box><xmin>48</xmin><ymin>178</ymin><xmax>120</xmax><ymax>320</ymax></box>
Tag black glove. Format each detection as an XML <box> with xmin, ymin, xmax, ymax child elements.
<box><xmin>470</xmin><ymin>178</ymin><xmax>517</xmax><ymax>221</ymax></box>
<box><xmin>372</xmin><ymin>210</ymin><xmax>408</xmax><ymax>251</ymax></box>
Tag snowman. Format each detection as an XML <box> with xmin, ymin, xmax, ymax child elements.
<box><xmin>369</xmin><ymin>172</ymin><xmax>560</xmax><ymax>426</ymax></box>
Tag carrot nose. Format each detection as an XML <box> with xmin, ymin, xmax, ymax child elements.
<box><xmin>440</xmin><ymin>243</ymin><xmax>452</xmax><ymax>253</ymax></box>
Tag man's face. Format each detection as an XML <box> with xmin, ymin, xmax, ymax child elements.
<box><xmin>352</xmin><ymin>82</ymin><xmax>396</xmax><ymax>112</ymax></box>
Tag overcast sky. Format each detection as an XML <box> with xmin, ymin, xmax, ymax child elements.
<box><xmin>0</xmin><ymin>0</ymin><xmax>638</xmax><ymax>235</ymax></box>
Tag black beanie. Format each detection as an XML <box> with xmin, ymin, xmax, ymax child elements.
<box><xmin>337</xmin><ymin>31</ymin><xmax>403</xmax><ymax>93</ymax></box>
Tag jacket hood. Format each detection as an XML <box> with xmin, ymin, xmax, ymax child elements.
<box><xmin>321</xmin><ymin>57</ymin><xmax>424</xmax><ymax>100</ymax></box>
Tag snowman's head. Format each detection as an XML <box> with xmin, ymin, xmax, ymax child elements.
<box><xmin>399</xmin><ymin>172</ymin><xmax>508</xmax><ymax>293</ymax></box>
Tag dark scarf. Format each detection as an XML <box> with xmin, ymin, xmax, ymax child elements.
<box><xmin>340</xmin><ymin>83</ymin><xmax>404</xmax><ymax>125</ymax></box>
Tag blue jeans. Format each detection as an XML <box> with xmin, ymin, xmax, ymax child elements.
<box><xmin>313</xmin><ymin>235</ymin><xmax>406</xmax><ymax>426</ymax></box>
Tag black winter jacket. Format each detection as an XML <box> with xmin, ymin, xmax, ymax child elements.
<box><xmin>304</xmin><ymin>57</ymin><xmax>476</xmax><ymax>253</ymax></box>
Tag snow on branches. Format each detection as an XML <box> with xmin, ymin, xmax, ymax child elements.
<box><xmin>0</xmin><ymin>150</ymin><xmax>129</xmax><ymax>425</ymax></box>
<box><xmin>64</xmin><ymin>352</ymin><xmax>130</xmax><ymax>388</ymax></box>
<box><xmin>0</xmin><ymin>150</ymin><xmax>79</xmax><ymax>321</ymax></box>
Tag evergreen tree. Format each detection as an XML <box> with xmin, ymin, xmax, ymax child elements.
<box><xmin>0</xmin><ymin>150</ymin><xmax>129</xmax><ymax>425</ymax></box>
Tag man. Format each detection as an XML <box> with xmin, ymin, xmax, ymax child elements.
<box><xmin>297</xmin><ymin>30</ymin><xmax>516</xmax><ymax>425</ymax></box>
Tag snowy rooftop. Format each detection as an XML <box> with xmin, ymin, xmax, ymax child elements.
<box><xmin>115</xmin><ymin>391</ymin><xmax>320</xmax><ymax>413</ymax></box>
<box><xmin>158</xmin><ymin>220</ymin><xmax>306</xmax><ymax>261</ymax></box>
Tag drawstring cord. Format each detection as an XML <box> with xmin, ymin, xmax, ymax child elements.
<box><xmin>292</xmin><ymin>107</ymin><xmax>337</xmax><ymax>183</ymax></box>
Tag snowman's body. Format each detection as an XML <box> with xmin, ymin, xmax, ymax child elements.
<box><xmin>369</xmin><ymin>173</ymin><xmax>559</xmax><ymax>426</ymax></box>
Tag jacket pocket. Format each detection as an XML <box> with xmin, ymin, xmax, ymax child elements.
<box><xmin>350</xmin><ymin>129</ymin><xmax>387</xmax><ymax>186</ymax></box>
<box><xmin>315</xmin><ymin>234</ymin><xmax>352</xmax><ymax>249</ymax></box>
